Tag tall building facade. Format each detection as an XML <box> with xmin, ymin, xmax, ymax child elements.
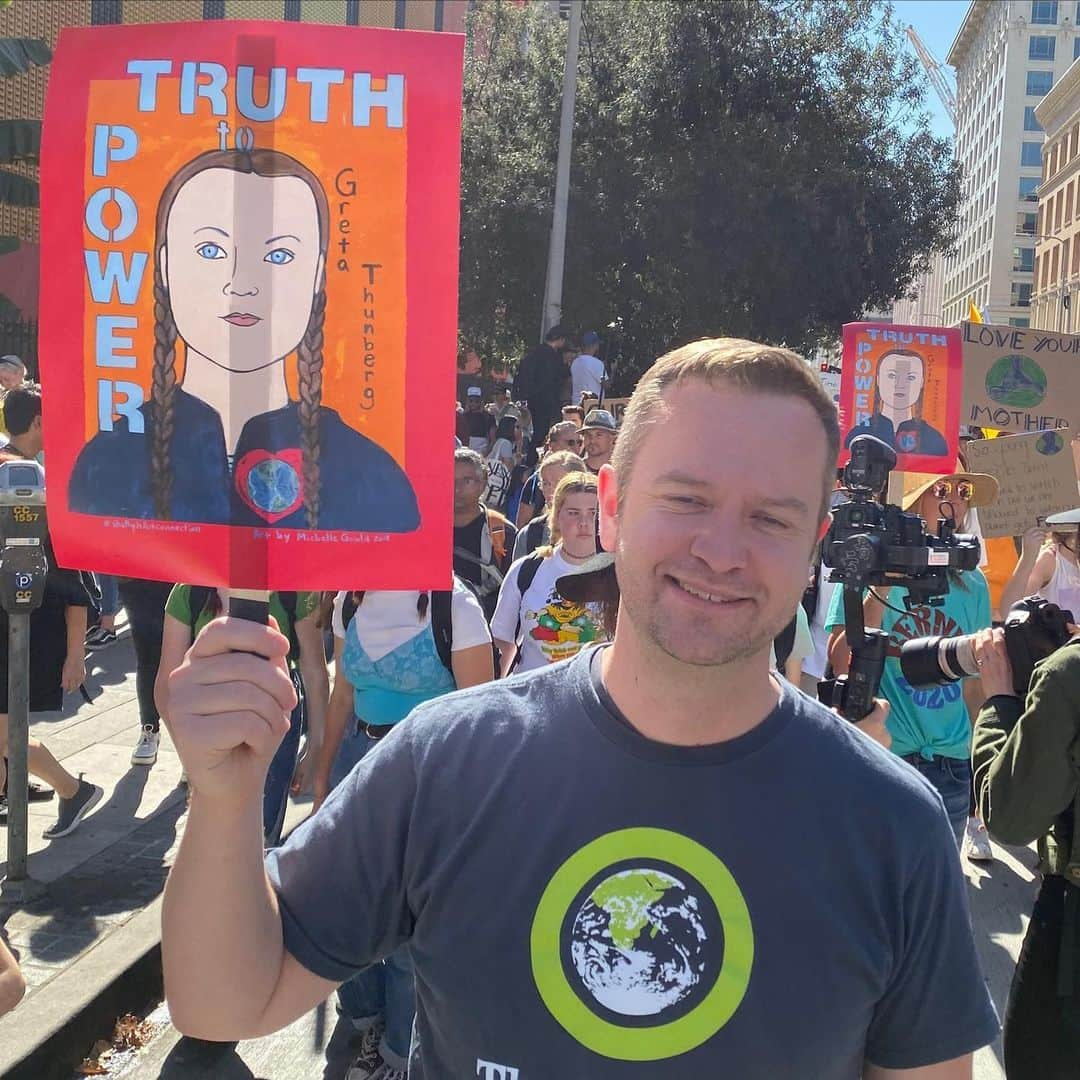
<box><xmin>890</xmin><ymin>250</ymin><xmax>946</xmax><ymax>325</ymax></box>
<box><xmin>1030</xmin><ymin>55</ymin><xmax>1080</xmax><ymax>330</ymax></box>
<box><xmin>944</xmin><ymin>0</ymin><xmax>1080</xmax><ymax>328</ymax></box>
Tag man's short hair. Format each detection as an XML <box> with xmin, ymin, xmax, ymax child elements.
<box><xmin>545</xmin><ymin>420</ymin><xmax>580</xmax><ymax>445</ymax></box>
<box><xmin>3</xmin><ymin>383</ymin><xmax>41</xmax><ymax>436</ymax></box>
<box><xmin>611</xmin><ymin>338</ymin><xmax>839</xmax><ymax>513</ymax></box>
<box><xmin>545</xmin><ymin>324</ymin><xmax>568</xmax><ymax>343</ymax></box>
<box><xmin>454</xmin><ymin>446</ymin><xmax>486</xmax><ymax>476</ymax></box>
<box><xmin>539</xmin><ymin>450</ymin><xmax>587</xmax><ymax>476</ymax></box>
<box><xmin>0</xmin><ymin>355</ymin><xmax>26</xmax><ymax>376</ymax></box>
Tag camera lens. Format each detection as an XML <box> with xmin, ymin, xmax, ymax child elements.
<box><xmin>899</xmin><ymin>634</ymin><xmax>979</xmax><ymax>688</ymax></box>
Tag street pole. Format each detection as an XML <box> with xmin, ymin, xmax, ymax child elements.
<box><xmin>5</xmin><ymin>613</ymin><xmax>30</xmax><ymax>889</ymax></box>
<box><xmin>540</xmin><ymin>0</ymin><xmax>582</xmax><ymax>340</ymax></box>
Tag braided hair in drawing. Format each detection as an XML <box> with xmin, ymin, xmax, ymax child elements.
<box><xmin>147</xmin><ymin>148</ymin><xmax>330</xmax><ymax>522</ymax></box>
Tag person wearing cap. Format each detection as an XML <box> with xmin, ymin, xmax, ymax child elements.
<box><xmin>579</xmin><ymin>408</ymin><xmax>617</xmax><ymax>474</ymax></box>
<box><xmin>826</xmin><ymin>464</ymin><xmax>999</xmax><ymax>849</ymax></box>
<box><xmin>461</xmin><ymin>385</ymin><xmax>494</xmax><ymax>455</ymax></box>
<box><xmin>161</xmin><ymin>338</ymin><xmax>997</xmax><ymax>1077</ymax></box>
<box><xmin>0</xmin><ymin>355</ymin><xmax>26</xmax><ymax>439</ymax></box>
<box><xmin>970</xmin><ymin>507</ymin><xmax>1080</xmax><ymax>1078</ymax></box>
<box><xmin>571</xmin><ymin>331</ymin><xmax>605</xmax><ymax>405</ymax></box>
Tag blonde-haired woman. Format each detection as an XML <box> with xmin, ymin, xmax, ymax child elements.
<box><xmin>491</xmin><ymin>472</ymin><xmax>609</xmax><ymax>675</ymax></box>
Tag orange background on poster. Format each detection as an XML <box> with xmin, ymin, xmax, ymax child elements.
<box><xmin>80</xmin><ymin>75</ymin><xmax>406</xmax><ymax>463</ymax></box>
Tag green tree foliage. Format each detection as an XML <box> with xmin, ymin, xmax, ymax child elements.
<box><xmin>460</xmin><ymin>0</ymin><xmax>960</xmax><ymax>387</ymax></box>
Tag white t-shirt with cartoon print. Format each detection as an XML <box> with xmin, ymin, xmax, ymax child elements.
<box><xmin>490</xmin><ymin>549</ymin><xmax>608</xmax><ymax>671</ymax></box>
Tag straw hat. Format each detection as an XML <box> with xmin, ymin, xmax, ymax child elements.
<box><xmin>900</xmin><ymin>469</ymin><xmax>999</xmax><ymax>511</ymax></box>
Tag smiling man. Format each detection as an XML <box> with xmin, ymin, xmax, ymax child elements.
<box><xmin>161</xmin><ymin>338</ymin><xmax>997</xmax><ymax>1078</ymax></box>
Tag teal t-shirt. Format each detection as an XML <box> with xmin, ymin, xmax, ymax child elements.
<box><xmin>824</xmin><ymin>569</ymin><xmax>991</xmax><ymax>761</ymax></box>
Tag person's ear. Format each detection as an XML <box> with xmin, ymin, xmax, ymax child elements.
<box><xmin>598</xmin><ymin>463</ymin><xmax>619</xmax><ymax>553</ymax></box>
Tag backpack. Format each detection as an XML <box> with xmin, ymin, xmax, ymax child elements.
<box><xmin>341</xmin><ymin>589</ymin><xmax>455</xmax><ymax>672</ymax></box>
<box><xmin>512</xmin><ymin>552</ymin><xmax>546</xmax><ymax>645</ymax></box>
<box><xmin>522</xmin><ymin>516</ymin><xmax>549</xmax><ymax>557</ymax></box>
<box><xmin>453</xmin><ymin>507</ymin><xmax>510</xmax><ymax>598</ymax></box>
<box><xmin>188</xmin><ymin>587</ymin><xmax>301</xmax><ymax>663</ymax></box>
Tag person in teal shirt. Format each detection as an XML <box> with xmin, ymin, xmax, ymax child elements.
<box><xmin>825</xmin><ymin>467</ymin><xmax>998</xmax><ymax>847</ymax></box>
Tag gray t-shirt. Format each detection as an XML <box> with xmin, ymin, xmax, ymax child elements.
<box><xmin>266</xmin><ymin>646</ymin><xmax>998</xmax><ymax>1078</ymax></box>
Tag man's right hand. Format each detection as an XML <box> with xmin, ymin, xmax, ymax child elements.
<box><xmin>165</xmin><ymin>616</ymin><xmax>297</xmax><ymax>806</ymax></box>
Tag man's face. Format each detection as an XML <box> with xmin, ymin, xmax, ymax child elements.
<box><xmin>466</xmin><ymin>396</ymin><xmax>482</xmax><ymax>412</ymax></box>
<box><xmin>583</xmin><ymin>427</ymin><xmax>616</xmax><ymax>463</ymax></box>
<box><xmin>601</xmin><ymin>383</ymin><xmax>830</xmax><ymax>668</ymax></box>
<box><xmin>453</xmin><ymin>462</ymin><xmax>485</xmax><ymax>515</ymax></box>
<box><xmin>550</xmin><ymin>428</ymin><xmax>584</xmax><ymax>454</ymax></box>
<box><xmin>0</xmin><ymin>369</ymin><xmax>22</xmax><ymax>391</ymax></box>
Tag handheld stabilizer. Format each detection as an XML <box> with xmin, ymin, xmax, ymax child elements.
<box><xmin>0</xmin><ymin>460</ymin><xmax>48</xmax><ymax>614</ymax></box>
<box><xmin>818</xmin><ymin>436</ymin><xmax>980</xmax><ymax>721</ymax></box>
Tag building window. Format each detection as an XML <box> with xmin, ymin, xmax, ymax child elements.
<box><xmin>1027</xmin><ymin>70</ymin><xmax>1054</xmax><ymax>96</ymax></box>
<box><xmin>1075</xmin><ymin>36</ymin><xmax>1080</xmax><ymax>60</ymax></box>
<box><xmin>284</xmin><ymin>0</ymin><xmax>300</xmax><ymax>18</ymax></box>
<box><xmin>1030</xmin><ymin>35</ymin><xmax>1056</xmax><ymax>59</ymax></box>
<box><xmin>1010</xmin><ymin>317</ymin><xmax>1031</xmax><ymax>327</ymax></box>
<box><xmin>1020</xmin><ymin>176</ymin><xmax>1040</xmax><ymax>200</ymax></box>
<box><xmin>1022</xmin><ymin>141</ymin><xmax>1043</xmax><ymax>167</ymax></box>
<box><xmin>1012</xmin><ymin>282</ymin><xmax>1033</xmax><ymax>307</ymax></box>
<box><xmin>1031</xmin><ymin>1</ymin><xmax>1058</xmax><ymax>23</ymax></box>
<box><xmin>90</xmin><ymin>0</ymin><xmax>122</xmax><ymax>23</ymax></box>
<box><xmin>1014</xmin><ymin>247</ymin><xmax>1036</xmax><ymax>272</ymax></box>
<box><xmin>1025</xmin><ymin>106</ymin><xmax>1043</xmax><ymax>131</ymax></box>
<box><xmin>1018</xmin><ymin>211</ymin><xmax>1038</xmax><ymax>235</ymax></box>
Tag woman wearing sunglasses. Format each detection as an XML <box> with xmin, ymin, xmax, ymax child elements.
<box><xmin>826</xmin><ymin>467</ymin><xmax>1000</xmax><ymax>850</ymax></box>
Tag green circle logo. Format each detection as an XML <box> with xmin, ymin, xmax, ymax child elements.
<box><xmin>530</xmin><ymin>828</ymin><xmax>753</xmax><ymax>1061</ymax></box>
<box><xmin>1036</xmin><ymin>430</ymin><xmax>1065</xmax><ymax>455</ymax></box>
<box><xmin>985</xmin><ymin>354</ymin><xmax>1047</xmax><ymax>408</ymax></box>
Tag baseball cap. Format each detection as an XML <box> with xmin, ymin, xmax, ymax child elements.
<box><xmin>556</xmin><ymin>550</ymin><xmax>617</xmax><ymax>605</ymax></box>
<box><xmin>581</xmin><ymin>331</ymin><xmax>600</xmax><ymax>348</ymax></box>
<box><xmin>466</xmin><ymin>386</ymin><xmax>483</xmax><ymax>398</ymax></box>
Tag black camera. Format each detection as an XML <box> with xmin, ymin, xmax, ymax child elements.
<box><xmin>900</xmin><ymin>595</ymin><xmax>1075</xmax><ymax>696</ymax></box>
<box><xmin>823</xmin><ymin>436</ymin><xmax>981</xmax><ymax>598</ymax></box>
<box><xmin>818</xmin><ymin>436</ymin><xmax>981</xmax><ymax>722</ymax></box>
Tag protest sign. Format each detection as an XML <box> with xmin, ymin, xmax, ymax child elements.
<box><xmin>39</xmin><ymin>21</ymin><xmax>463</xmax><ymax>590</ymax></box>
<box><xmin>964</xmin><ymin>430</ymin><xmax>1080</xmax><ymax>538</ymax></box>
<box><xmin>602</xmin><ymin>397</ymin><xmax>631</xmax><ymax>424</ymax></box>
<box><xmin>961</xmin><ymin>322</ymin><xmax>1080</xmax><ymax>435</ymax></box>
<box><xmin>838</xmin><ymin>323</ymin><xmax>962</xmax><ymax>473</ymax></box>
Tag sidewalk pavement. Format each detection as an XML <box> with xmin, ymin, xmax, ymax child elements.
<box><xmin>0</xmin><ymin>625</ymin><xmax>187</xmax><ymax>1076</ymax></box>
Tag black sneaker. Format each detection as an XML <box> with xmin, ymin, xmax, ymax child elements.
<box><xmin>43</xmin><ymin>777</ymin><xmax>103</xmax><ymax>839</ymax></box>
<box><xmin>85</xmin><ymin>627</ymin><xmax>118</xmax><ymax>649</ymax></box>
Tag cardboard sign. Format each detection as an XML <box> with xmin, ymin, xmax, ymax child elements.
<box><xmin>39</xmin><ymin>22</ymin><xmax>463</xmax><ymax>590</ymax></box>
<box><xmin>602</xmin><ymin>397</ymin><xmax>630</xmax><ymax>424</ymax></box>
<box><xmin>964</xmin><ymin>430</ymin><xmax>1080</xmax><ymax>538</ymax></box>
<box><xmin>961</xmin><ymin>322</ymin><xmax>1080</xmax><ymax>435</ymax></box>
<box><xmin>838</xmin><ymin>323</ymin><xmax>962</xmax><ymax>473</ymax></box>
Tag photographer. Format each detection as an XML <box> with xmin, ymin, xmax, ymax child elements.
<box><xmin>827</xmin><ymin>467</ymin><xmax>998</xmax><ymax>847</ymax></box>
<box><xmin>971</xmin><ymin>507</ymin><xmax>1080</xmax><ymax>1079</ymax></box>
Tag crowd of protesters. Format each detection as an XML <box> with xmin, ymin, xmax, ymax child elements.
<box><xmin>1</xmin><ymin>333</ymin><xmax>1079</xmax><ymax>1079</ymax></box>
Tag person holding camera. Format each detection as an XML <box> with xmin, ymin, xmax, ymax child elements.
<box><xmin>827</xmin><ymin>467</ymin><xmax>999</xmax><ymax>849</ymax></box>
<box><xmin>970</xmin><ymin>510</ymin><xmax>1080</xmax><ymax>1079</ymax></box>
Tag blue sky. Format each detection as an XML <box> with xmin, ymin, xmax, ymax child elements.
<box><xmin>890</xmin><ymin>0</ymin><xmax>971</xmax><ymax>139</ymax></box>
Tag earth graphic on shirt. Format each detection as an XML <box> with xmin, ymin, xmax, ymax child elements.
<box><xmin>569</xmin><ymin>868</ymin><xmax>708</xmax><ymax>1017</ymax></box>
<box><xmin>246</xmin><ymin>458</ymin><xmax>300</xmax><ymax>514</ymax></box>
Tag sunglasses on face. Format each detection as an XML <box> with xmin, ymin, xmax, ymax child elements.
<box><xmin>931</xmin><ymin>479</ymin><xmax>975</xmax><ymax>501</ymax></box>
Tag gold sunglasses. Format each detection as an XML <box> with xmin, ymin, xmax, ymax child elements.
<box><xmin>931</xmin><ymin>479</ymin><xmax>975</xmax><ymax>501</ymax></box>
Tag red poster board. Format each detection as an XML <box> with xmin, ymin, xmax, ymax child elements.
<box><xmin>39</xmin><ymin>22</ymin><xmax>462</xmax><ymax>590</ymax></box>
<box><xmin>838</xmin><ymin>323</ymin><xmax>962</xmax><ymax>475</ymax></box>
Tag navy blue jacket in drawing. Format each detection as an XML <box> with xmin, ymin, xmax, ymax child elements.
<box><xmin>68</xmin><ymin>388</ymin><xmax>420</xmax><ymax>532</ymax></box>
<box><xmin>844</xmin><ymin>412</ymin><xmax>948</xmax><ymax>457</ymax></box>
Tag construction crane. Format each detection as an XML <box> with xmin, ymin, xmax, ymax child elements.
<box><xmin>906</xmin><ymin>25</ymin><xmax>957</xmax><ymax>127</ymax></box>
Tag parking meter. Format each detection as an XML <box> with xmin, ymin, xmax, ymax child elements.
<box><xmin>0</xmin><ymin>459</ymin><xmax>48</xmax><ymax>614</ymax></box>
<box><xmin>0</xmin><ymin>458</ymin><xmax>47</xmax><ymax>898</ymax></box>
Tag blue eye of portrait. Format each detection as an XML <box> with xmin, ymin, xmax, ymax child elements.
<box><xmin>195</xmin><ymin>242</ymin><xmax>227</xmax><ymax>260</ymax></box>
<box><xmin>265</xmin><ymin>248</ymin><xmax>295</xmax><ymax>265</ymax></box>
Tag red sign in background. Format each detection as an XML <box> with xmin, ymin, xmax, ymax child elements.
<box><xmin>40</xmin><ymin>21</ymin><xmax>462</xmax><ymax>590</ymax></box>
